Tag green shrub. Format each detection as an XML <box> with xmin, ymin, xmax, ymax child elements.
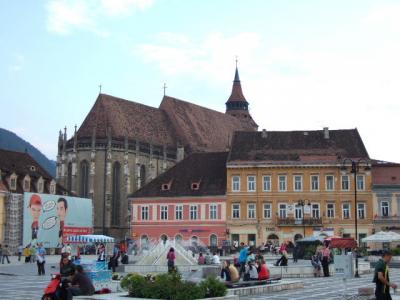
<box><xmin>199</xmin><ymin>276</ymin><xmax>227</xmax><ymax>298</ymax></box>
<box><xmin>174</xmin><ymin>281</ymin><xmax>205</xmax><ymax>300</ymax></box>
<box><xmin>120</xmin><ymin>273</ymin><xmax>148</xmax><ymax>297</ymax></box>
<box><xmin>392</xmin><ymin>248</ymin><xmax>400</xmax><ymax>256</ymax></box>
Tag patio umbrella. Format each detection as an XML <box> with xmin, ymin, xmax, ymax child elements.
<box><xmin>296</xmin><ymin>236</ymin><xmax>325</xmax><ymax>243</ymax></box>
<box><xmin>361</xmin><ymin>231</ymin><xmax>400</xmax><ymax>243</ymax></box>
<box><xmin>67</xmin><ymin>234</ymin><xmax>115</xmax><ymax>243</ymax></box>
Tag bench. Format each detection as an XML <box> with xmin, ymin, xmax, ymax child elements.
<box><xmin>226</xmin><ymin>277</ymin><xmax>282</xmax><ymax>289</ymax></box>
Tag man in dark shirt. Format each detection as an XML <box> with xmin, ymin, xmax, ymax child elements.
<box><xmin>66</xmin><ymin>265</ymin><xmax>95</xmax><ymax>300</ymax></box>
<box><xmin>374</xmin><ymin>250</ymin><xmax>397</xmax><ymax>300</ymax></box>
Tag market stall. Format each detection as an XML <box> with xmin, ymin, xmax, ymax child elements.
<box><xmin>66</xmin><ymin>234</ymin><xmax>116</xmax><ymax>291</ymax></box>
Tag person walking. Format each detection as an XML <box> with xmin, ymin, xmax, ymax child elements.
<box><xmin>37</xmin><ymin>243</ymin><xmax>46</xmax><ymax>275</ymax></box>
<box><xmin>321</xmin><ymin>245</ymin><xmax>331</xmax><ymax>277</ymax></box>
<box><xmin>2</xmin><ymin>245</ymin><xmax>10</xmax><ymax>264</ymax></box>
<box><xmin>374</xmin><ymin>250</ymin><xmax>397</xmax><ymax>300</ymax></box>
<box><xmin>311</xmin><ymin>253</ymin><xmax>321</xmax><ymax>277</ymax></box>
<box><xmin>17</xmin><ymin>244</ymin><xmax>23</xmax><ymax>261</ymax></box>
<box><xmin>166</xmin><ymin>247</ymin><xmax>176</xmax><ymax>273</ymax></box>
<box><xmin>23</xmin><ymin>245</ymin><xmax>31</xmax><ymax>263</ymax></box>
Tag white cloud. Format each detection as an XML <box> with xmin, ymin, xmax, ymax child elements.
<box><xmin>46</xmin><ymin>0</ymin><xmax>154</xmax><ymax>35</ymax></box>
<box><xmin>364</xmin><ymin>4</ymin><xmax>400</xmax><ymax>32</ymax></box>
<box><xmin>9</xmin><ymin>54</ymin><xmax>25</xmax><ymax>72</ymax></box>
<box><xmin>134</xmin><ymin>29</ymin><xmax>400</xmax><ymax>162</ymax></box>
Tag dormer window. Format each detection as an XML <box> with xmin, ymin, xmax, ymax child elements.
<box><xmin>23</xmin><ymin>175</ymin><xmax>31</xmax><ymax>192</ymax></box>
<box><xmin>30</xmin><ymin>165</ymin><xmax>36</xmax><ymax>172</ymax></box>
<box><xmin>9</xmin><ymin>174</ymin><xmax>17</xmax><ymax>191</ymax></box>
<box><xmin>161</xmin><ymin>180</ymin><xmax>173</xmax><ymax>191</ymax></box>
<box><xmin>50</xmin><ymin>180</ymin><xmax>56</xmax><ymax>194</ymax></box>
<box><xmin>191</xmin><ymin>181</ymin><xmax>201</xmax><ymax>191</ymax></box>
<box><xmin>37</xmin><ymin>177</ymin><xmax>44</xmax><ymax>193</ymax></box>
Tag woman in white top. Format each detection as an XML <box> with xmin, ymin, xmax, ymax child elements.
<box><xmin>212</xmin><ymin>252</ymin><xmax>220</xmax><ymax>264</ymax></box>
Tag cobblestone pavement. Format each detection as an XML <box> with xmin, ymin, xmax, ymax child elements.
<box><xmin>1</xmin><ymin>256</ymin><xmax>400</xmax><ymax>300</ymax></box>
<box><xmin>241</xmin><ymin>270</ymin><xmax>400</xmax><ymax>300</ymax></box>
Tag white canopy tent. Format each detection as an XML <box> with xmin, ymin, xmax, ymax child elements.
<box><xmin>361</xmin><ymin>231</ymin><xmax>400</xmax><ymax>243</ymax></box>
<box><xmin>67</xmin><ymin>234</ymin><xmax>115</xmax><ymax>244</ymax></box>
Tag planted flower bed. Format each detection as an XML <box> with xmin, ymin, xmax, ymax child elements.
<box><xmin>120</xmin><ymin>271</ymin><xmax>227</xmax><ymax>300</ymax></box>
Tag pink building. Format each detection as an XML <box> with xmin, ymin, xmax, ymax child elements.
<box><xmin>129</xmin><ymin>152</ymin><xmax>228</xmax><ymax>247</ymax></box>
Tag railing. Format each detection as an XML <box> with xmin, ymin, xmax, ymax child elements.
<box><xmin>373</xmin><ymin>216</ymin><xmax>400</xmax><ymax>224</ymax></box>
<box><xmin>277</xmin><ymin>217</ymin><xmax>323</xmax><ymax>226</ymax></box>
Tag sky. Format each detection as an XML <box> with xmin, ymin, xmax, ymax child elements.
<box><xmin>0</xmin><ymin>0</ymin><xmax>399</xmax><ymax>162</ymax></box>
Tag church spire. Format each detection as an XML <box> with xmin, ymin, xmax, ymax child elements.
<box><xmin>225</xmin><ymin>61</ymin><xmax>258</xmax><ymax>130</ymax></box>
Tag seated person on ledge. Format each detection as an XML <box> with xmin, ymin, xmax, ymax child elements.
<box><xmin>66</xmin><ymin>265</ymin><xmax>95</xmax><ymax>300</ymax></box>
<box><xmin>258</xmin><ymin>259</ymin><xmax>270</xmax><ymax>280</ymax></box>
<box><xmin>221</xmin><ymin>260</ymin><xmax>239</xmax><ymax>283</ymax></box>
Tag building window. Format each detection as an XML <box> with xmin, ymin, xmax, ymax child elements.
<box><xmin>80</xmin><ymin>160</ymin><xmax>90</xmax><ymax>198</ymax></box>
<box><xmin>50</xmin><ymin>181</ymin><xmax>56</xmax><ymax>194</ymax></box>
<box><xmin>357</xmin><ymin>175</ymin><xmax>365</xmax><ymax>191</ymax></box>
<box><xmin>381</xmin><ymin>201</ymin><xmax>389</xmax><ymax>217</ymax></box>
<box><xmin>311</xmin><ymin>175</ymin><xmax>319</xmax><ymax>191</ymax></box>
<box><xmin>10</xmin><ymin>176</ymin><xmax>17</xmax><ymax>190</ymax></box>
<box><xmin>210</xmin><ymin>234</ymin><xmax>218</xmax><ymax>247</ymax></box>
<box><xmin>247</xmin><ymin>176</ymin><xmax>256</xmax><ymax>192</ymax></box>
<box><xmin>175</xmin><ymin>205</ymin><xmax>183</xmax><ymax>220</ymax></box>
<box><xmin>327</xmin><ymin>203</ymin><xmax>335</xmax><ymax>218</ymax></box>
<box><xmin>311</xmin><ymin>204</ymin><xmax>320</xmax><ymax>218</ymax></box>
<box><xmin>24</xmin><ymin>177</ymin><xmax>30</xmax><ymax>191</ymax></box>
<box><xmin>232</xmin><ymin>203</ymin><xmax>240</xmax><ymax>219</ymax></box>
<box><xmin>111</xmin><ymin>162</ymin><xmax>121</xmax><ymax>226</ymax></box>
<box><xmin>358</xmin><ymin>203</ymin><xmax>365</xmax><ymax>219</ymax></box>
<box><xmin>279</xmin><ymin>203</ymin><xmax>287</xmax><ymax>218</ymax></box>
<box><xmin>341</xmin><ymin>175</ymin><xmax>350</xmax><ymax>191</ymax></box>
<box><xmin>263</xmin><ymin>203</ymin><xmax>272</xmax><ymax>219</ymax></box>
<box><xmin>278</xmin><ymin>175</ymin><xmax>287</xmax><ymax>191</ymax></box>
<box><xmin>232</xmin><ymin>176</ymin><xmax>240</xmax><ymax>192</ymax></box>
<box><xmin>209</xmin><ymin>204</ymin><xmax>217</xmax><ymax>220</ymax></box>
<box><xmin>37</xmin><ymin>178</ymin><xmax>44</xmax><ymax>193</ymax></box>
<box><xmin>342</xmin><ymin>203</ymin><xmax>350</xmax><ymax>219</ymax></box>
<box><xmin>294</xmin><ymin>175</ymin><xmax>303</xmax><ymax>191</ymax></box>
<box><xmin>326</xmin><ymin>175</ymin><xmax>334</xmax><ymax>191</ymax></box>
<box><xmin>161</xmin><ymin>205</ymin><xmax>168</xmax><ymax>220</ymax></box>
<box><xmin>295</xmin><ymin>205</ymin><xmax>303</xmax><ymax>220</ymax></box>
<box><xmin>263</xmin><ymin>176</ymin><xmax>271</xmax><ymax>192</ymax></box>
<box><xmin>248</xmin><ymin>203</ymin><xmax>256</xmax><ymax>219</ymax></box>
<box><xmin>141</xmin><ymin>206</ymin><xmax>149</xmax><ymax>220</ymax></box>
<box><xmin>190</xmin><ymin>205</ymin><xmax>198</xmax><ymax>220</ymax></box>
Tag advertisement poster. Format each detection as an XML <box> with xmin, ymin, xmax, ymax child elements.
<box><xmin>23</xmin><ymin>193</ymin><xmax>93</xmax><ymax>248</ymax></box>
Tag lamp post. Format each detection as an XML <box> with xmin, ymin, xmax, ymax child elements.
<box><xmin>341</xmin><ymin>158</ymin><xmax>371</xmax><ymax>278</ymax></box>
<box><xmin>297</xmin><ymin>200</ymin><xmax>310</xmax><ymax>238</ymax></box>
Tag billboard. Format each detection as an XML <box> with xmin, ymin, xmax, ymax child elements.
<box><xmin>23</xmin><ymin>193</ymin><xmax>93</xmax><ymax>248</ymax></box>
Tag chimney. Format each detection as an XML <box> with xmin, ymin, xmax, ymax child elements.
<box><xmin>261</xmin><ymin>129</ymin><xmax>268</xmax><ymax>139</ymax></box>
<box><xmin>323</xmin><ymin>127</ymin><xmax>329</xmax><ymax>139</ymax></box>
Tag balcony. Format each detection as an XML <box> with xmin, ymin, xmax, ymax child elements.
<box><xmin>277</xmin><ymin>217</ymin><xmax>323</xmax><ymax>226</ymax></box>
<box><xmin>374</xmin><ymin>216</ymin><xmax>400</xmax><ymax>224</ymax></box>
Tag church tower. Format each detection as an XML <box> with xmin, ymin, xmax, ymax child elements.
<box><xmin>225</xmin><ymin>65</ymin><xmax>258</xmax><ymax>130</ymax></box>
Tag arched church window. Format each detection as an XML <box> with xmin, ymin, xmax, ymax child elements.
<box><xmin>140</xmin><ymin>165</ymin><xmax>146</xmax><ymax>188</ymax></box>
<box><xmin>67</xmin><ymin>162</ymin><xmax>72</xmax><ymax>192</ymax></box>
<box><xmin>80</xmin><ymin>160</ymin><xmax>89</xmax><ymax>198</ymax></box>
<box><xmin>111</xmin><ymin>162</ymin><xmax>121</xmax><ymax>225</ymax></box>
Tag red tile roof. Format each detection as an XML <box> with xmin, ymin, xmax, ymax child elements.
<box><xmin>372</xmin><ymin>160</ymin><xmax>400</xmax><ymax>185</ymax></box>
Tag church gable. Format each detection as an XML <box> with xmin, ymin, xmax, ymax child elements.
<box><xmin>77</xmin><ymin>94</ymin><xmax>177</xmax><ymax>147</ymax></box>
<box><xmin>160</xmin><ymin>95</ymin><xmax>255</xmax><ymax>153</ymax></box>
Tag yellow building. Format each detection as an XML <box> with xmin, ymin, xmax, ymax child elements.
<box><xmin>226</xmin><ymin>128</ymin><xmax>373</xmax><ymax>246</ymax></box>
<box><xmin>0</xmin><ymin>189</ymin><xmax>6</xmax><ymax>244</ymax></box>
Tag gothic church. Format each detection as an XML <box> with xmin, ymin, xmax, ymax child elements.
<box><xmin>56</xmin><ymin>67</ymin><xmax>257</xmax><ymax>239</ymax></box>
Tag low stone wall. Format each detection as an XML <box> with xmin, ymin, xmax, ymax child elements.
<box><xmin>118</xmin><ymin>264</ymin><xmax>221</xmax><ymax>278</ymax></box>
<box><xmin>227</xmin><ymin>280</ymin><xmax>304</xmax><ymax>297</ymax></box>
<box><xmin>269</xmin><ymin>261</ymin><xmax>371</xmax><ymax>278</ymax></box>
<box><xmin>75</xmin><ymin>293</ymin><xmax>239</xmax><ymax>300</ymax></box>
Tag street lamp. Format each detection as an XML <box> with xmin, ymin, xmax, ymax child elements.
<box><xmin>297</xmin><ymin>199</ymin><xmax>311</xmax><ymax>238</ymax></box>
<box><xmin>341</xmin><ymin>158</ymin><xmax>371</xmax><ymax>278</ymax></box>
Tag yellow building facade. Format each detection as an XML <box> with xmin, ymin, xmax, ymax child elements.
<box><xmin>226</xmin><ymin>129</ymin><xmax>374</xmax><ymax>246</ymax></box>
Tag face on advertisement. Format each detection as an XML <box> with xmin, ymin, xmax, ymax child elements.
<box><xmin>57</xmin><ymin>199</ymin><xmax>68</xmax><ymax>221</ymax></box>
<box><xmin>30</xmin><ymin>204</ymin><xmax>41</xmax><ymax>220</ymax></box>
